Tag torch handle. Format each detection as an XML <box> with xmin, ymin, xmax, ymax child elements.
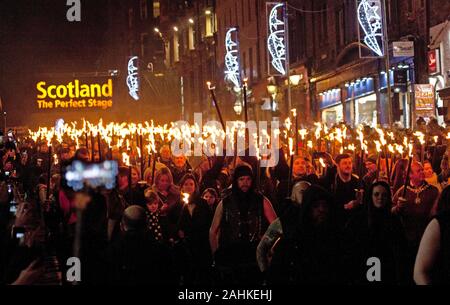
<box><xmin>46</xmin><ymin>146</ymin><xmax>52</xmax><ymax>200</ymax></box>
<box><xmin>402</xmin><ymin>157</ymin><xmax>413</xmax><ymax>198</ymax></box>
<box><xmin>384</xmin><ymin>146</ymin><xmax>391</xmax><ymax>185</ymax></box>
<box><xmin>287</xmin><ymin>154</ymin><xmax>294</xmax><ymax>198</ymax></box>
<box><xmin>139</xmin><ymin>134</ymin><xmax>144</xmax><ymax>180</ymax></box>
<box><xmin>151</xmin><ymin>153</ymin><xmax>157</xmax><ymax>185</ymax></box>
<box><xmin>97</xmin><ymin>135</ymin><xmax>102</xmax><ymax>162</ymax></box>
<box><xmin>209</xmin><ymin>89</ymin><xmax>226</xmax><ymax>131</ymax></box>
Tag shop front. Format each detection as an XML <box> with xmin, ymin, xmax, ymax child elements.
<box><xmin>429</xmin><ymin>21</ymin><xmax>450</xmax><ymax>124</ymax></box>
<box><xmin>345</xmin><ymin>77</ymin><xmax>377</xmax><ymax>127</ymax></box>
<box><xmin>319</xmin><ymin>89</ymin><xmax>343</xmax><ymax>127</ymax></box>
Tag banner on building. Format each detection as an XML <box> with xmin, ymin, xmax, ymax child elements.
<box><xmin>266</xmin><ymin>2</ymin><xmax>287</xmax><ymax>76</ymax></box>
<box><xmin>428</xmin><ymin>49</ymin><xmax>441</xmax><ymax>74</ymax></box>
<box><xmin>356</xmin><ymin>0</ymin><xmax>385</xmax><ymax>58</ymax></box>
<box><xmin>224</xmin><ymin>27</ymin><xmax>241</xmax><ymax>89</ymax></box>
<box><xmin>393</xmin><ymin>41</ymin><xmax>414</xmax><ymax>57</ymax></box>
<box><xmin>415</xmin><ymin>84</ymin><xmax>435</xmax><ymax>118</ymax></box>
<box><xmin>127</xmin><ymin>56</ymin><xmax>140</xmax><ymax>101</ymax></box>
<box><xmin>36</xmin><ymin>77</ymin><xmax>114</xmax><ymax>111</ymax></box>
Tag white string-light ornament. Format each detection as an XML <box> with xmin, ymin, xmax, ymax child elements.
<box><xmin>357</xmin><ymin>0</ymin><xmax>384</xmax><ymax>57</ymax></box>
<box><xmin>267</xmin><ymin>2</ymin><xmax>286</xmax><ymax>75</ymax></box>
<box><xmin>126</xmin><ymin>56</ymin><xmax>140</xmax><ymax>100</ymax></box>
<box><xmin>224</xmin><ymin>28</ymin><xmax>241</xmax><ymax>89</ymax></box>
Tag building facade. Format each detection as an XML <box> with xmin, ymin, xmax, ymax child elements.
<box><xmin>154</xmin><ymin>0</ymin><xmax>450</xmax><ymax>127</ymax></box>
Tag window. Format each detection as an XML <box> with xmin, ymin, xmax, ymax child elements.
<box><xmin>140</xmin><ymin>0</ymin><xmax>148</xmax><ymax>20</ymax></box>
<box><xmin>205</xmin><ymin>11</ymin><xmax>214</xmax><ymax>37</ymax></box>
<box><xmin>153</xmin><ymin>1</ymin><xmax>160</xmax><ymax>18</ymax></box>
<box><xmin>188</xmin><ymin>24</ymin><xmax>195</xmax><ymax>50</ymax></box>
<box><xmin>173</xmin><ymin>32</ymin><xmax>179</xmax><ymax>62</ymax></box>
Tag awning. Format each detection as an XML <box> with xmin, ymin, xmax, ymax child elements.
<box><xmin>430</xmin><ymin>21</ymin><xmax>449</xmax><ymax>49</ymax></box>
<box><xmin>437</xmin><ymin>87</ymin><xmax>450</xmax><ymax>101</ymax></box>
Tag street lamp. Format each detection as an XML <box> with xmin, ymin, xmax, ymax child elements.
<box><xmin>289</xmin><ymin>74</ymin><xmax>302</xmax><ymax>86</ymax></box>
<box><xmin>3</xmin><ymin>112</ymin><xmax>6</xmax><ymax>133</ymax></box>
<box><xmin>267</xmin><ymin>84</ymin><xmax>278</xmax><ymax>112</ymax></box>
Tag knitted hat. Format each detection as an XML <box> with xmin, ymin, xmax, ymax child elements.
<box><xmin>233</xmin><ymin>164</ymin><xmax>253</xmax><ymax>180</ymax></box>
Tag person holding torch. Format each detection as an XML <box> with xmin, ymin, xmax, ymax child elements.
<box><xmin>392</xmin><ymin>157</ymin><xmax>439</xmax><ymax>281</ymax></box>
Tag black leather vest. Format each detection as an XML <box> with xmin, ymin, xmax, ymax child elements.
<box><xmin>219</xmin><ymin>191</ymin><xmax>266</xmax><ymax>248</ymax></box>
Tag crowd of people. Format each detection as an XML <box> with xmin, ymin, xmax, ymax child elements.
<box><xmin>2</xmin><ymin>118</ymin><xmax>450</xmax><ymax>285</ymax></box>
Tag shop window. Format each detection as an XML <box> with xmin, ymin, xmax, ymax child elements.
<box><xmin>205</xmin><ymin>11</ymin><xmax>214</xmax><ymax>37</ymax></box>
<box><xmin>153</xmin><ymin>1</ymin><xmax>160</xmax><ymax>18</ymax></box>
<box><xmin>188</xmin><ymin>24</ymin><xmax>195</xmax><ymax>50</ymax></box>
<box><xmin>355</xmin><ymin>94</ymin><xmax>377</xmax><ymax>127</ymax></box>
<box><xmin>173</xmin><ymin>32</ymin><xmax>180</xmax><ymax>63</ymax></box>
<box><xmin>322</xmin><ymin>104</ymin><xmax>343</xmax><ymax>127</ymax></box>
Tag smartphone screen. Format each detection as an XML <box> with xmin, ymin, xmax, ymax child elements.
<box><xmin>9</xmin><ymin>204</ymin><xmax>17</xmax><ymax>214</ymax></box>
<box><xmin>13</xmin><ymin>227</ymin><xmax>26</xmax><ymax>245</ymax></box>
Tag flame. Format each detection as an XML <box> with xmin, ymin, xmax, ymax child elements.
<box><xmin>291</xmin><ymin>109</ymin><xmax>297</xmax><ymax>117</ymax></box>
<box><xmin>182</xmin><ymin>192</ymin><xmax>190</xmax><ymax>205</ymax></box>
<box><xmin>433</xmin><ymin>136</ymin><xmax>438</xmax><ymax>143</ymax></box>
<box><xmin>288</xmin><ymin>138</ymin><xmax>295</xmax><ymax>156</ymax></box>
<box><xmin>387</xmin><ymin>131</ymin><xmax>395</xmax><ymax>141</ymax></box>
<box><xmin>403</xmin><ymin>137</ymin><xmax>408</xmax><ymax>148</ymax></box>
<box><xmin>53</xmin><ymin>154</ymin><xmax>58</xmax><ymax>165</ymax></box>
<box><xmin>307</xmin><ymin>140</ymin><xmax>313</xmax><ymax>149</ymax></box>
<box><xmin>356</xmin><ymin>125</ymin><xmax>365</xmax><ymax>148</ymax></box>
<box><xmin>363</xmin><ymin>140</ymin><xmax>368</xmax><ymax>153</ymax></box>
<box><xmin>284</xmin><ymin>117</ymin><xmax>292</xmax><ymax>133</ymax></box>
<box><xmin>298</xmin><ymin>129</ymin><xmax>308</xmax><ymax>140</ymax></box>
<box><xmin>122</xmin><ymin>152</ymin><xmax>130</xmax><ymax>166</ymax></box>
<box><xmin>413</xmin><ymin>131</ymin><xmax>425</xmax><ymax>145</ymax></box>
<box><xmin>374</xmin><ymin>140</ymin><xmax>382</xmax><ymax>153</ymax></box>
<box><xmin>319</xmin><ymin>157</ymin><xmax>326</xmax><ymax>168</ymax></box>
<box><xmin>408</xmin><ymin>142</ymin><xmax>414</xmax><ymax>157</ymax></box>
<box><xmin>314</xmin><ymin>122</ymin><xmax>322</xmax><ymax>139</ymax></box>
<box><xmin>335</xmin><ymin>128</ymin><xmax>343</xmax><ymax>144</ymax></box>
<box><xmin>347</xmin><ymin>144</ymin><xmax>356</xmax><ymax>151</ymax></box>
<box><xmin>395</xmin><ymin>144</ymin><xmax>404</xmax><ymax>156</ymax></box>
<box><xmin>388</xmin><ymin>144</ymin><xmax>395</xmax><ymax>153</ymax></box>
<box><xmin>375</xmin><ymin>127</ymin><xmax>386</xmax><ymax>146</ymax></box>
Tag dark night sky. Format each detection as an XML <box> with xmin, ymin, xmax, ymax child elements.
<box><xmin>0</xmin><ymin>0</ymin><xmax>110</xmax><ymax>127</ymax></box>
